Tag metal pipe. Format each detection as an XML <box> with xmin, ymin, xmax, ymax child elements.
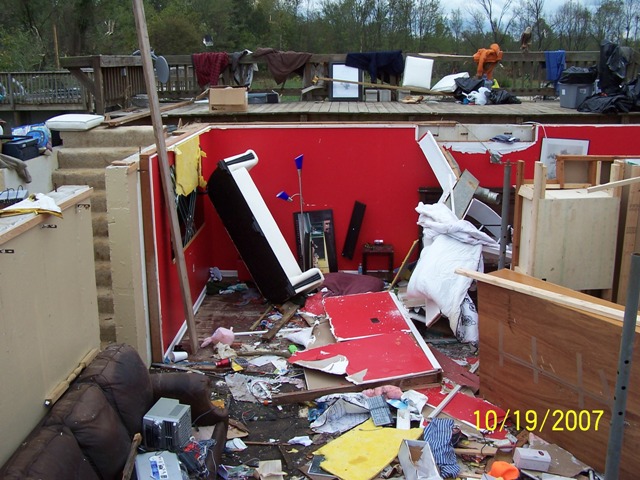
<box><xmin>605</xmin><ymin>253</ymin><xmax>640</xmax><ymax>479</ymax></box>
<box><xmin>498</xmin><ymin>161</ymin><xmax>511</xmax><ymax>270</ymax></box>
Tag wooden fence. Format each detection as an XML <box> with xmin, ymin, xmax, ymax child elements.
<box><xmin>0</xmin><ymin>51</ymin><xmax>637</xmax><ymax>115</ymax></box>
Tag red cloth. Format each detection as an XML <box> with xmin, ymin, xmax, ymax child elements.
<box><xmin>192</xmin><ymin>52</ymin><xmax>229</xmax><ymax>88</ymax></box>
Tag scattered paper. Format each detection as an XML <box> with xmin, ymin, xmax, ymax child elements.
<box><xmin>225</xmin><ymin>438</ymin><xmax>247</xmax><ymax>451</ymax></box>
<box><xmin>310</xmin><ymin>393</ymin><xmax>371</xmax><ymax>434</ymax></box>
<box><xmin>288</xmin><ymin>435</ymin><xmax>313</xmax><ymax>446</ymax></box>
<box><xmin>255</xmin><ymin>460</ymin><xmax>285</xmax><ymax>480</ymax></box>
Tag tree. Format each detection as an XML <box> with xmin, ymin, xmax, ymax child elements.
<box><xmin>552</xmin><ymin>0</ymin><xmax>592</xmax><ymax>50</ymax></box>
<box><xmin>513</xmin><ymin>0</ymin><xmax>551</xmax><ymax>50</ymax></box>
<box><xmin>413</xmin><ymin>0</ymin><xmax>447</xmax><ymax>51</ymax></box>
<box><xmin>592</xmin><ymin>0</ymin><xmax>625</xmax><ymax>44</ymax></box>
<box><xmin>473</xmin><ymin>0</ymin><xmax>516</xmax><ymax>45</ymax></box>
<box><xmin>0</xmin><ymin>28</ymin><xmax>46</xmax><ymax>70</ymax></box>
<box><xmin>448</xmin><ymin>9</ymin><xmax>464</xmax><ymax>53</ymax></box>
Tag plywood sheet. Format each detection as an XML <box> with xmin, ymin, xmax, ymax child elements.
<box><xmin>324</xmin><ymin>291</ymin><xmax>410</xmax><ymax>340</ymax></box>
<box><xmin>475</xmin><ymin>269</ymin><xmax>640</xmax><ymax>478</ymax></box>
<box><xmin>290</xmin><ymin>331</ymin><xmax>439</xmax><ymax>384</ymax></box>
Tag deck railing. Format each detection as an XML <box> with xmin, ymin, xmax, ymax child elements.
<box><xmin>1</xmin><ymin>51</ymin><xmax>637</xmax><ymax>115</ymax></box>
<box><xmin>0</xmin><ymin>71</ymin><xmax>90</xmax><ymax>111</ymax></box>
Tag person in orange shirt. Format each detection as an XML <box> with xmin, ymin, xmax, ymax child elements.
<box><xmin>473</xmin><ymin>43</ymin><xmax>503</xmax><ymax>80</ymax></box>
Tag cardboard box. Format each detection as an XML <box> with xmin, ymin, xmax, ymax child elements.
<box><xmin>397</xmin><ymin>440</ymin><xmax>442</xmax><ymax>480</ymax></box>
<box><xmin>209</xmin><ymin>86</ymin><xmax>248</xmax><ymax>112</ymax></box>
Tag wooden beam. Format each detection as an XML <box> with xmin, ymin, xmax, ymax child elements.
<box><xmin>132</xmin><ymin>0</ymin><xmax>199</xmax><ymax>354</ymax></box>
<box><xmin>44</xmin><ymin>347</ymin><xmax>100</xmax><ymax>407</ymax></box>
<box><xmin>261</xmin><ymin>301</ymin><xmax>299</xmax><ymax>342</ymax></box>
<box><xmin>511</xmin><ymin>160</ymin><xmax>525</xmax><ymax>268</ymax></box>
<box><xmin>103</xmin><ymin>100</ymin><xmax>193</xmax><ymax>128</ymax></box>
<box><xmin>587</xmin><ymin>175</ymin><xmax>640</xmax><ymax>193</ymax></box>
<box><xmin>456</xmin><ymin>268</ymin><xmax>637</xmax><ymax>324</ymax></box>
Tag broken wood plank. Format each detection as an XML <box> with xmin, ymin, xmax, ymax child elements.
<box><xmin>271</xmin><ymin>371</ymin><xmax>442</xmax><ymax>404</ymax></box>
<box><xmin>262</xmin><ymin>301</ymin><xmax>299</xmax><ymax>341</ymax></box>
<box><xmin>475</xmin><ymin>269</ymin><xmax>640</xmax><ymax>478</ymax></box>
<box><xmin>587</xmin><ymin>174</ymin><xmax>640</xmax><ymax>193</ymax></box>
<box><xmin>104</xmin><ymin>100</ymin><xmax>194</xmax><ymax>127</ymax></box>
<box><xmin>133</xmin><ymin>0</ymin><xmax>199</xmax><ymax>354</ymax></box>
<box><xmin>454</xmin><ymin>445</ymin><xmax>498</xmax><ymax>457</ymax></box>
<box><xmin>44</xmin><ymin>347</ymin><xmax>100</xmax><ymax>407</ymax></box>
<box><xmin>457</xmin><ymin>267</ymin><xmax>636</xmax><ymax>323</ymax></box>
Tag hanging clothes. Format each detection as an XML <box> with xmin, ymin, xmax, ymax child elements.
<box><xmin>544</xmin><ymin>50</ymin><xmax>566</xmax><ymax>92</ymax></box>
<box><xmin>229</xmin><ymin>49</ymin><xmax>257</xmax><ymax>87</ymax></box>
<box><xmin>345</xmin><ymin>50</ymin><xmax>404</xmax><ymax>84</ymax></box>
<box><xmin>252</xmin><ymin>48</ymin><xmax>312</xmax><ymax>85</ymax></box>
<box><xmin>173</xmin><ymin>136</ymin><xmax>207</xmax><ymax>197</ymax></box>
<box><xmin>192</xmin><ymin>52</ymin><xmax>229</xmax><ymax>88</ymax></box>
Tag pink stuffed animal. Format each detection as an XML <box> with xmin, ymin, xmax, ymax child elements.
<box><xmin>200</xmin><ymin>327</ymin><xmax>235</xmax><ymax>348</ymax></box>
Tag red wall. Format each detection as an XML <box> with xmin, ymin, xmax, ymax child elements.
<box><xmin>152</xmin><ymin>123</ymin><xmax>640</xmax><ymax>351</ymax></box>
<box><xmin>199</xmin><ymin>123</ymin><xmax>640</xmax><ymax>273</ymax></box>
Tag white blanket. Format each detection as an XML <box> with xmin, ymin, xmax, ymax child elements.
<box><xmin>407</xmin><ymin>202</ymin><xmax>498</xmax><ymax>343</ymax></box>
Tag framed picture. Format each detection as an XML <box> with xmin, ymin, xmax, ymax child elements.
<box><xmin>540</xmin><ymin>138</ymin><xmax>589</xmax><ymax>180</ymax></box>
<box><xmin>294</xmin><ymin>210</ymin><xmax>338</xmax><ymax>273</ymax></box>
<box><xmin>329</xmin><ymin>63</ymin><xmax>362</xmax><ymax>101</ymax></box>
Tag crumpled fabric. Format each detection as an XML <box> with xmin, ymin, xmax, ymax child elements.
<box><xmin>407</xmin><ymin>202</ymin><xmax>497</xmax><ymax>344</ymax></box>
<box><xmin>173</xmin><ymin>135</ymin><xmax>207</xmax><ymax>196</ymax></box>
<box><xmin>423</xmin><ymin>418</ymin><xmax>460</xmax><ymax>478</ymax></box>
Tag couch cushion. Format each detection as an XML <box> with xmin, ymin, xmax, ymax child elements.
<box><xmin>77</xmin><ymin>343</ymin><xmax>153</xmax><ymax>436</ymax></box>
<box><xmin>1</xmin><ymin>424</ymin><xmax>100</xmax><ymax>480</ymax></box>
<box><xmin>44</xmin><ymin>383</ymin><xmax>131</xmax><ymax>480</ymax></box>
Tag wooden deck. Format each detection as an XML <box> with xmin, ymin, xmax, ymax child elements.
<box><xmin>156</xmin><ymin>98</ymin><xmax>640</xmax><ymax>125</ymax></box>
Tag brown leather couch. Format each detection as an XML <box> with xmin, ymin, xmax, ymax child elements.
<box><xmin>0</xmin><ymin>343</ymin><xmax>228</xmax><ymax>480</ymax></box>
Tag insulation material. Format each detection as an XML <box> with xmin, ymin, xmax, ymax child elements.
<box><xmin>289</xmin><ymin>331</ymin><xmax>439</xmax><ymax>384</ymax></box>
<box><xmin>323</xmin><ymin>291</ymin><xmax>410</xmax><ymax>340</ymax></box>
<box><xmin>314</xmin><ymin>418</ymin><xmax>423</xmax><ymax>480</ymax></box>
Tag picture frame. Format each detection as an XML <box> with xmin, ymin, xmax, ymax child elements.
<box><xmin>294</xmin><ymin>209</ymin><xmax>338</xmax><ymax>273</ymax></box>
<box><xmin>329</xmin><ymin>63</ymin><xmax>362</xmax><ymax>101</ymax></box>
<box><xmin>539</xmin><ymin>138</ymin><xmax>589</xmax><ymax>180</ymax></box>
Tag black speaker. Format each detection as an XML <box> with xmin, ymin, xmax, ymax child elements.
<box><xmin>341</xmin><ymin>201</ymin><xmax>366</xmax><ymax>259</ymax></box>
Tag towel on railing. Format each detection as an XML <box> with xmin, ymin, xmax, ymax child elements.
<box><xmin>345</xmin><ymin>50</ymin><xmax>404</xmax><ymax>83</ymax></box>
<box><xmin>253</xmin><ymin>48</ymin><xmax>312</xmax><ymax>85</ymax></box>
<box><xmin>229</xmin><ymin>49</ymin><xmax>257</xmax><ymax>87</ymax></box>
<box><xmin>544</xmin><ymin>50</ymin><xmax>566</xmax><ymax>91</ymax></box>
<box><xmin>192</xmin><ymin>52</ymin><xmax>229</xmax><ymax>88</ymax></box>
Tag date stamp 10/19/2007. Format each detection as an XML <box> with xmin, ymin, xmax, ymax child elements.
<box><xmin>474</xmin><ymin>409</ymin><xmax>605</xmax><ymax>433</ymax></box>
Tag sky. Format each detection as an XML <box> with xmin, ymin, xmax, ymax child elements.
<box><xmin>440</xmin><ymin>0</ymin><xmax>595</xmax><ymax>17</ymax></box>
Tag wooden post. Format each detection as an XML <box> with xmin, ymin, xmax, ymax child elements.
<box><xmin>131</xmin><ymin>0</ymin><xmax>199</xmax><ymax>354</ymax></box>
<box><xmin>511</xmin><ymin>160</ymin><xmax>525</xmax><ymax>268</ymax></box>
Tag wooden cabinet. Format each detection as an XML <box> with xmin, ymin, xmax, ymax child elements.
<box><xmin>515</xmin><ymin>162</ymin><xmax>620</xmax><ymax>291</ymax></box>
